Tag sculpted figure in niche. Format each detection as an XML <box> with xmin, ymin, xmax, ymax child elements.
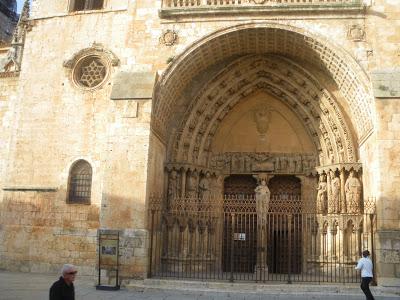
<box><xmin>317</xmin><ymin>174</ymin><xmax>328</xmax><ymax>214</ymax></box>
<box><xmin>345</xmin><ymin>170</ymin><xmax>362</xmax><ymax>214</ymax></box>
<box><xmin>167</xmin><ymin>170</ymin><xmax>179</xmax><ymax>203</ymax></box>
<box><xmin>255</xmin><ymin>179</ymin><xmax>271</xmax><ymax>226</ymax></box>
<box><xmin>329</xmin><ymin>171</ymin><xmax>341</xmax><ymax>214</ymax></box>
<box><xmin>186</xmin><ymin>171</ymin><xmax>198</xmax><ymax>198</ymax></box>
<box><xmin>199</xmin><ymin>172</ymin><xmax>211</xmax><ymax>201</ymax></box>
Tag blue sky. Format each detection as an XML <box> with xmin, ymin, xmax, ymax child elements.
<box><xmin>16</xmin><ymin>0</ymin><xmax>25</xmax><ymax>13</ymax></box>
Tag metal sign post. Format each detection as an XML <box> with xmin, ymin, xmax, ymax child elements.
<box><xmin>96</xmin><ymin>230</ymin><xmax>120</xmax><ymax>291</ymax></box>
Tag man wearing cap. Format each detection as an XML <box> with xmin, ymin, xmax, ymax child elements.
<box><xmin>49</xmin><ymin>264</ymin><xmax>77</xmax><ymax>300</ymax></box>
<box><xmin>355</xmin><ymin>250</ymin><xmax>375</xmax><ymax>300</ymax></box>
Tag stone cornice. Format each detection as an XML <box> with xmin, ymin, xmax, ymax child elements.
<box><xmin>160</xmin><ymin>4</ymin><xmax>365</xmax><ymax>19</ymax></box>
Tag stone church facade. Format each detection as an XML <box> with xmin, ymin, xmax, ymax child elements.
<box><xmin>0</xmin><ymin>0</ymin><xmax>399</xmax><ymax>286</ymax></box>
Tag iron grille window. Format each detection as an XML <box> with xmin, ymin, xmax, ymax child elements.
<box><xmin>71</xmin><ymin>0</ymin><xmax>104</xmax><ymax>11</ymax></box>
<box><xmin>67</xmin><ymin>160</ymin><xmax>92</xmax><ymax>204</ymax></box>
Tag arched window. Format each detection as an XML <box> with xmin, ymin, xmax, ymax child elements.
<box><xmin>67</xmin><ymin>160</ymin><xmax>92</xmax><ymax>204</ymax></box>
<box><xmin>70</xmin><ymin>0</ymin><xmax>104</xmax><ymax>12</ymax></box>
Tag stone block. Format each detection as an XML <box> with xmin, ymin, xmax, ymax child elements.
<box><xmin>372</xmin><ymin>69</ymin><xmax>400</xmax><ymax>98</ymax></box>
<box><xmin>379</xmin><ymin>263</ymin><xmax>395</xmax><ymax>277</ymax></box>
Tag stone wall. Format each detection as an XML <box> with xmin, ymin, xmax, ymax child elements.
<box><xmin>374</xmin><ymin>99</ymin><xmax>400</xmax><ymax>285</ymax></box>
<box><xmin>0</xmin><ymin>75</ymin><xmax>18</xmax><ymax>208</ymax></box>
<box><xmin>1</xmin><ymin>4</ymin><xmax>150</xmax><ymax>277</ymax></box>
<box><xmin>0</xmin><ymin>190</ymin><xmax>99</xmax><ymax>274</ymax></box>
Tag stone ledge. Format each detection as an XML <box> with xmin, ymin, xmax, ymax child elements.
<box><xmin>2</xmin><ymin>186</ymin><xmax>58</xmax><ymax>192</ymax></box>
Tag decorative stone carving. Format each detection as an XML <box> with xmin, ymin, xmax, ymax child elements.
<box><xmin>255</xmin><ymin>179</ymin><xmax>270</xmax><ymax>226</ymax></box>
<box><xmin>345</xmin><ymin>170</ymin><xmax>362</xmax><ymax>214</ymax></box>
<box><xmin>186</xmin><ymin>170</ymin><xmax>198</xmax><ymax>198</ymax></box>
<box><xmin>167</xmin><ymin>170</ymin><xmax>180</xmax><ymax>203</ymax></box>
<box><xmin>63</xmin><ymin>43</ymin><xmax>119</xmax><ymax>69</ymax></box>
<box><xmin>2</xmin><ymin>0</ymin><xmax>31</xmax><ymax>73</ymax></box>
<box><xmin>347</xmin><ymin>25</ymin><xmax>365</xmax><ymax>42</ymax></box>
<box><xmin>329</xmin><ymin>171</ymin><xmax>341</xmax><ymax>214</ymax></box>
<box><xmin>160</xmin><ymin>30</ymin><xmax>178</xmax><ymax>46</ymax></box>
<box><xmin>198</xmin><ymin>172</ymin><xmax>211</xmax><ymax>201</ymax></box>
<box><xmin>75</xmin><ymin>56</ymin><xmax>107</xmax><ymax>88</ymax></box>
<box><xmin>63</xmin><ymin>43</ymin><xmax>119</xmax><ymax>90</ymax></box>
<box><xmin>317</xmin><ymin>174</ymin><xmax>328</xmax><ymax>214</ymax></box>
<box><xmin>253</xmin><ymin>106</ymin><xmax>271</xmax><ymax>140</ymax></box>
<box><xmin>169</xmin><ymin>55</ymin><xmax>357</xmax><ymax>168</ymax></box>
<box><xmin>210</xmin><ymin>152</ymin><xmax>317</xmax><ymax>175</ymax></box>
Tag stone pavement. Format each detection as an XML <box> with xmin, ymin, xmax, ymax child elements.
<box><xmin>0</xmin><ymin>271</ymin><xmax>399</xmax><ymax>300</ymax></box>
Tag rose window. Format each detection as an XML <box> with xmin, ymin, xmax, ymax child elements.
<box><xmin>74</xmin><ymin>56</ymin><xmax>107</xmax><ymax>89</ymax></box>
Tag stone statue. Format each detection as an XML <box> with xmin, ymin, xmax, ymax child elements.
<box><xmin>186</xmin><ymin>171</ymin><xmax>198</xmax><ymax>198</ymax></box>
<box><xmin>255</xmin><ymin>179</ymin><xmax>271</xmax><ymax>226</ymax></box>
<box><xmin>329</xmin><ymin>171</ymin><xmax>341</xmax><ymax>213</ymax></box>
<box><xmin>198</xmin><ymin>172</ymin><xmax>211</xmax><ymax>201</ymax></box>
<box><xmin>345</xmin><ymin>170</ymin><xmax>362</xmax><ymax>214</ymax></box>
<box><xmin>167</xmin><ymin>170</ymin><xmax>179</xmax><ymax>202</ymax></box>
<box><xmin>4</xmin><ymin>46</ymin><xmax>18</xmax><ymax>72</ymax></box>
<box><xmin>317</xmin><ymin>174</ymin><xmax>328</xmax><ymax>214</ymax></box>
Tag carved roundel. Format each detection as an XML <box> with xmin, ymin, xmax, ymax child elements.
<box><xmin>160</xmin><ymin>30</ymin><xmax>178</xmax><ymax>46</ymax></box>
<box><xmin>74</xmin><ymin>55</ymin><xmax>108</xmax><ymax>89</ymax></box>
<box><xmin>63</xmin><ymin>43</ymin><xmax>119</xmax><ymax>91</ymax></box>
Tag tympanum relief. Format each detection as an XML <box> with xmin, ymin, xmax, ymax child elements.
<box><xmin>210</xmin><ymin>152</ymin><xmax>317</xmax><ymax>175</ymax></box>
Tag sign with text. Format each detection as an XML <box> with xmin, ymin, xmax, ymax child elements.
<box><xmin>99</xmin><ymin>232</ymin><xmax>119</xmax><ymax>269</ymax></box>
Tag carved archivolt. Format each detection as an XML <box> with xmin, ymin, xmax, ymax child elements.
<box><xmin>153</xmin><ymin>24</ymin><xmax>375</xmax><ymax>143</ymax></box>
<box><xmin>167</xmin><ymin>55</ymin><xmax>357</xmax><ymax>168</ymax></box>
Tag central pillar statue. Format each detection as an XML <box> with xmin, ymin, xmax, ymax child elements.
<box><xmin>254</xmin><ymin>177</ymin><xmax>270</xmax><ymax>279</ymax></box>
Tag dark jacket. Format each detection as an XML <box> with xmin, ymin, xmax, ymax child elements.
<box><xmin>49</xmin><ymin>276</ymin><xmax>75</xmax><ymax>300</ymax></box>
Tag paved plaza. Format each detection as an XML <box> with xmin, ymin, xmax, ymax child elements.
<box><xmin>0</xmin><ymin>271</ymin><xmax>399</xmax><ymax>300</ymax></box>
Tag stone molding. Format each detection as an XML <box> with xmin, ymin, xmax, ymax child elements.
<box><xmin>63</xmin><ymin>43</ymin><xmax>120</xmax><ymax>69</ymax></box>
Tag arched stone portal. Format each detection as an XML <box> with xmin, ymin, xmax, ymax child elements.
<box><xmin>148</xmin><ymin>24</ymin><xmax>375</xmax><ymax>282</ymax></box>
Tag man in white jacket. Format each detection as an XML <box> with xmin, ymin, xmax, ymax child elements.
<box><xmin>355</xmin><ymin>250</ymin><xmax>375</xmax><ymax>300</ymax></box>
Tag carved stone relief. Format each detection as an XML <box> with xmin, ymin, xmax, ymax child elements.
<box><xmin>347</xmin><ymin>25</ymin><xmax>365</xmax><ymax>42</ymax></box>
<box><xmin>253</xmin><ymin>106</ymin><xmax>271</xmax><ymax>140</ymax></box>
<box><xmin>160</xmin><ymin>30</ymin><xmax>178</xmax><ymax>46</ymax></box>
<box><xmin>210</xmin><ymin>152</ymin><xmax>317</xmax><ymax>175</ymax></box>
<box><xmin>169</xmin><ymin>55</ymin><xmax>357</xmax><ymax>169</ymax></box>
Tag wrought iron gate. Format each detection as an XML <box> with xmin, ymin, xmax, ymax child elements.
<box><xmin>148</xmin><ymin>195</ymin><xmax>376</xmax><ymax>283</ymax></box>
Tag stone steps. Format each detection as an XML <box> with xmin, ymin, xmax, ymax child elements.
<box><xmin>124</xmin><ymin>278</ymin><xmax>400</xmax><ymax>299</ymax></box>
